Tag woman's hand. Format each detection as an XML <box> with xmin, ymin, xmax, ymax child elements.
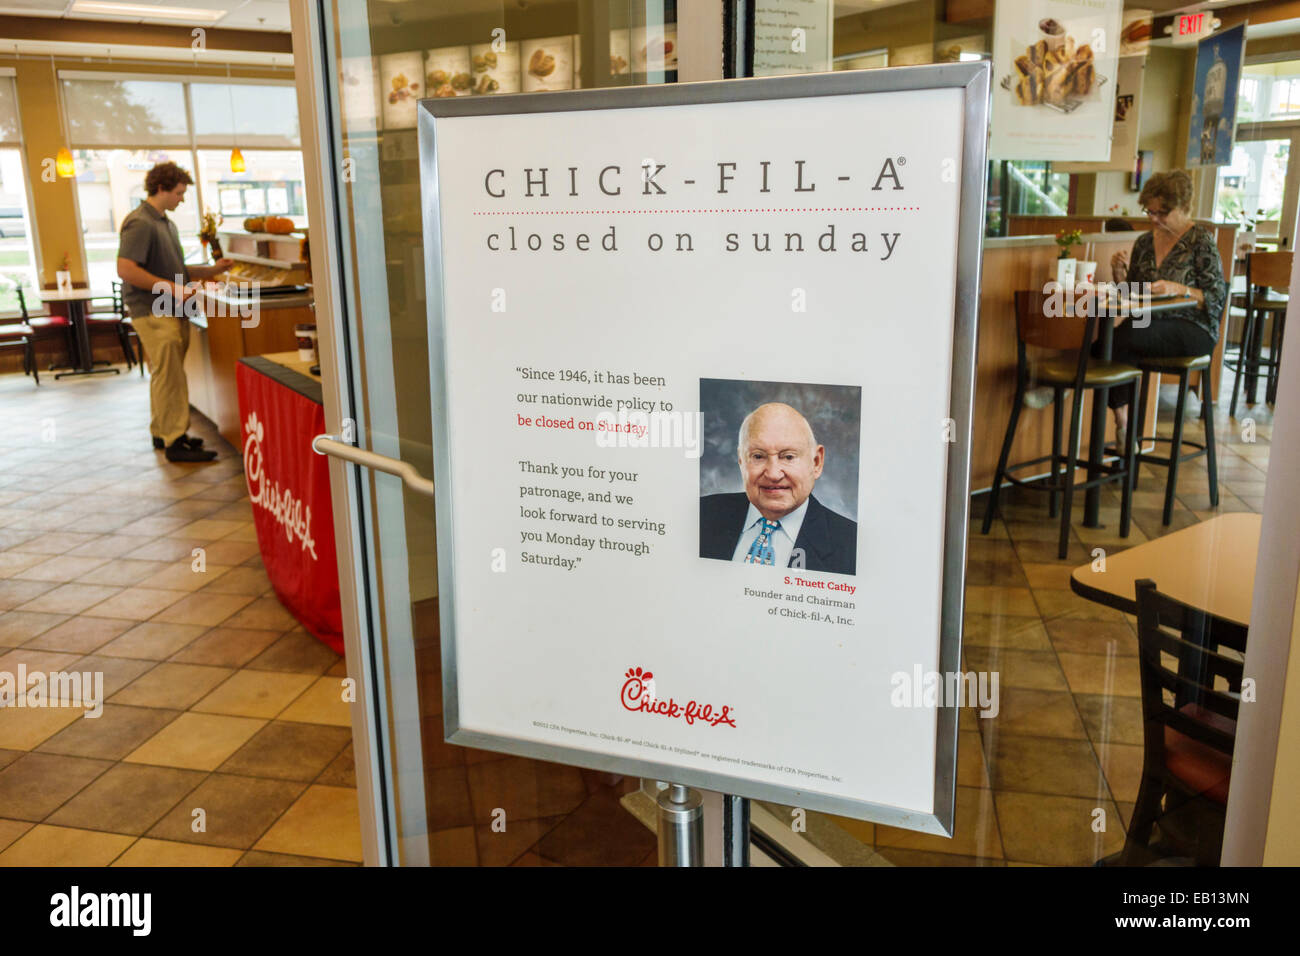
<box><xmin>1111</xmin><ymin>249</ymin><xmax>1129</xmax><ymax>281</ymax></box>
<box><xmin>1151</xmin><ymin>279</ymin><xmax>1204</xmax><ymax>305</ymax></box>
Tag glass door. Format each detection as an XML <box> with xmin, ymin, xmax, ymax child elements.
<box><xmin>295</xmin><ymin>0</ymin><xmax>1300</xmax><ymax>868</ymax></box>
<box><xmin>300</xmin><ymin>0</ymin><xmax>689</xmax><ymax>866</ymax></box>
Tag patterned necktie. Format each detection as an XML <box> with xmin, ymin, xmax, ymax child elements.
<box><xmin>744</xmin><ymin>518</ymin><xmax>781</xmax><ymax>565</ymax></box>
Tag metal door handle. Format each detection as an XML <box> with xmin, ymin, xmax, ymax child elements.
<box><xmin>312</xmin><ymin>434</ymin><xmax>434</xmax><ymax>498</ymax></box>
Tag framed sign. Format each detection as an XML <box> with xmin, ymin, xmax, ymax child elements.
<box><xmin>418</xmin><ymin>65</ymin><xmax>988</xmax><ymax>834</ymax></box>
<box><xmin>1187</xmin><ymin>23</ymin><xmax>1246</xmax><ymax>168</ymax></box>
<box><xmin>990</xmin><ymin>0</ymin><xmax>1123</xmax><ymax>161</ymax></box>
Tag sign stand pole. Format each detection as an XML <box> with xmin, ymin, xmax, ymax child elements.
<box><xmin>723</xmin><ymin>794</ymin><xmax>750</xmax><ymax>867</ymax></box>
<box><xmin>657</xmin><ymin>783</ymin><xmax>704</xmax><ymax>866</ymax></box>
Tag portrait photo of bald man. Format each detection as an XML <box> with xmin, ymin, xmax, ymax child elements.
<box><xmin>699</xmin><ymin>382</ymin><xmax>861</xmax><ymax>576</ymax></box>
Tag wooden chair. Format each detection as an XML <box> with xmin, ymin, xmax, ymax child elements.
<box><xmin>16</xmin><ymin>287</ymin><xmax>73</xmax><ymax>370</ymax></box>
<box><xmin>1122</xmin><ymin>579</ymin><xmax>1247</xmax><ymax>866</ymax></box>
<box><xmin>982</xmin><ymin>289</ymin><xmax>1142</xmax><ymax>559</ymax></box>
<box><xmin>84</xmin><ymin>280</ymin><xmax>138</xmax><ymax>369</ymax></box>
<box><xmin>1227</xmin><ymin>251</ymin><xmax>1290</xmax><ymax>418</ymax></box>
<box><xmin>0</xmin><ymin>319</ymin><xmax>37</xmax><ymax>384</ymax></box>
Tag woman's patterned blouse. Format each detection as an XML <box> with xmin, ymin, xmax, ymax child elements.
<box><xmin>1125</xmin><ymin>225</ymin><xmax>1227</xmax><ymax>341</ymax></box>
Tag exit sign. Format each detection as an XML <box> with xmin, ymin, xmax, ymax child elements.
<box><xmin>1173</xmin><ymin>12</ymin><xmax>1215</xmax><ymax>43</ymax></box>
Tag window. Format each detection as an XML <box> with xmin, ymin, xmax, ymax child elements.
<box><xmin>985</xmin><ymin>160</ymin><xmax>1071</xmax><ymax>236</ymax></box>
<box><xmin>189</xmin><ymin>83</ymin><xmax>301</xmax><ymax>147</ymax></box>
<box><xmin>1238</xmin><ymin>76</ymin><xmax>1260</xmax><ymax>121</ymax></box>
<box><xmin>1269</xmin><ymin>76</ymin><xmax>1300</xmax><ymax>117</ymax></box>
<box><xmin>73</xmin><ymin>148</ymin><xmax>203</xmax><ymax>292</ymax></box>
<box><xmin>195</xmin><ymin>150</ymin><xmax>307</xmax><ymax>226</ymax></box>
<box><xmin>0</xmin><ymin>75</ymin><xmax>37</xmax><ymax>317</ymax></box>
<box><xmin>59</xmin><ymin>72</ymin><xmax>304</xmax><ymax>287</ymax></box>
<box><xmin>62</xmin><ymin>79</ymin><xmax>190</xmax><ymax>146</ymax></box>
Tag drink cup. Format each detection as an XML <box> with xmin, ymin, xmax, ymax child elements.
<box><xmin>1039</xmin><ymin>17</ymin><xmax>1066</xmax><ymax>51</ymax></box>
<box><xmin>295</xmin><ymin>324</ymin><xmax>317</xmax><ymax>362</ymax></box>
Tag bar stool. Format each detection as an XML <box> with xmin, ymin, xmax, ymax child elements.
<box><xmin>982</xmin><ymin>289</ymin><xmax>1143</xmax><ymax>559</ymax></box>
<box><xmin>1131</xmin><ymin>355</ymin><xmax>1217</xmax><ymax>526</ymax></box>
<box><xmin>1227</xmin><ymin>251</ymin><xmax>1290</xmax><ymax>418</ymax></box>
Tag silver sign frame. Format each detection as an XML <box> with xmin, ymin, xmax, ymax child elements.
<box><xmin>419</xmin><ymin>63</ymin><xmax>988</xmax><ymax>835</ymax></box>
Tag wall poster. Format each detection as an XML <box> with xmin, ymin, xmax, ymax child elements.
<box><xmin>1186</xmin><ymin>23</ymin><xmax>1246</xmax><ymax>168</ymax></box>
<box><xmin>417</xmin><ymin>67</ymin><xmax>989</xmax><ymax>832</ymax></box>
<box><xmin>990</xmin><ymin>0</ymin><xmax>1123</xmax><ymax>160</ymax></box>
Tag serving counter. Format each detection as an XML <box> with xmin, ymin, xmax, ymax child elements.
<box><xmin>183</xmin><ymin>288</ymin><xmax>314</xmax><ymax>449</ymax></box>
<box><xmin>236</xmin><ymin>351</ymin><xmax>342</xmax><ymax>653</ymax></box>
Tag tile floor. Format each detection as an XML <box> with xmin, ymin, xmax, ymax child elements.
<box><xmin>0</xmin><ymin>370</ymin><xmax>361</xmax><ymax>866</ymax></box>
<box><xmin>828</xmin><ymin>374</ymin><xmax>1272</xmax><ymax>866</ymax></box>
<box><xmin>409</xmin><ymin>370</ymin><xmax>1272</xmax><ymax>866</ymax></box>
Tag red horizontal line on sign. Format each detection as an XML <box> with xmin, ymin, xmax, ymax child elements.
<box><xmin>471</xmin><ymin>208</ymin><xmax>922</xmax><ymax>214</ymax></box>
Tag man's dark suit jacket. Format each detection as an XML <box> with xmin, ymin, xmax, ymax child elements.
<box><xmin>699</xmin><ymin>492</ymin><xmax>857</xmax><ymax>575</ymax></box>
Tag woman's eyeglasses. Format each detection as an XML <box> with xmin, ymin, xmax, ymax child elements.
<box><xmin>1144</xmin><ymin>206</ymin><xmax>1170</xmax><ymax>218</ymax></box>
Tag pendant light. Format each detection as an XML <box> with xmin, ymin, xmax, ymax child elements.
<box><xmin>55</xmin><ymin>148</ymin><xmax>76</xmax><ymax>178</ymax></box>
<box><xmin>52</xmin><ymin>57</ymin><xmax>76</xmax><ymax>177</ymax></box>
<box><xmin>226</xmin><ymin>64</ymin><xmax>244</xmax><ymax>172</ymax></box>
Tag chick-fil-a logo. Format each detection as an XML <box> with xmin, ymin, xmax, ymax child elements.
<box><xmin>621</xmin><ymin>666</ymin><xmax>736</xmax><ymax>728</ymax></box>
<box><xmin>243</xmin><ymin>412</ymin><xmax>318</xmax><ymax>559</ymax></box>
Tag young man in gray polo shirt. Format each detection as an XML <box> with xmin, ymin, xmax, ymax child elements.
<box><xmin>117</xmin><ymin>161</ymin><xmax>231</xmax><ymax>463</ymax></box>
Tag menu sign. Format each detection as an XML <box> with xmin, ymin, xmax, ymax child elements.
<box><xmin>990</xmin><ymin>0</ymin><xmax>1123</xmax><ymax>160</ymax></box>
<box><xmin>379</xmin><ymin>51</ymin><xmax>423</xmax><ymax>129</ymax></box>
<box><xmin>418</xmin><ymin>69</ymin><xmax>987</xmax><ymax>830</ymax></box>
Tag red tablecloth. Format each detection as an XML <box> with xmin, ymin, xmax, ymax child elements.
<box><xmin>236</xmin><ymin>358</ymin><xmax>343</xmax><ymax>653</ymax></box>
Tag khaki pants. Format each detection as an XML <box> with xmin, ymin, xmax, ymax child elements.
<box><xmin>130</xmin><ymin>312</ymin><xmax>191</xmax><ymax>446</ymax></box>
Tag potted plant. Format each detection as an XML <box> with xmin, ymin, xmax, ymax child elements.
<box><xmin>1054</xmin><ymin>228</ymin><xmax>1081</xmax><ymax>289</ymax></box>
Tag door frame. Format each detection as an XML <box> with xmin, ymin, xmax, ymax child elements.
<box><xmin>289</xmin><ymin>0</ymin><xmax>397</xmax><ymax>867</ymax></box>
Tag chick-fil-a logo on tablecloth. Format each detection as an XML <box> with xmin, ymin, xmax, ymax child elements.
<box><xmin>243</xmin><ymin>411</ymin><xmax>318</xmax><ymax>559</ymax></box>
<box><xmin>621</xmin><ymin>666</ymin><xmax>737</xmax><ymax>728</ymax></box>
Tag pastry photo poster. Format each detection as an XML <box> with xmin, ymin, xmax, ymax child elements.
<box><xmin>418</xmin><ymin>75</ymin><xmax>983</xmax><ymax>827</ymax></box>
<box><xmin>990</xmin><ymin>0</ymin><xmax>1123</xmax><ymax>161</ymax></box>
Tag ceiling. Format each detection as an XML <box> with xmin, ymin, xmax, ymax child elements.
<box><xmin>0</xmin><ymin>0</ymin><xmax>1296</xmax><ymax>61</ymax></box>
<box><xmin>0</xmin><ymin>0</ymin><xmax>289</xmax><ymax>33</ymax></box>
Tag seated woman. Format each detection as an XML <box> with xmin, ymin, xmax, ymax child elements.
<box><xmin>1101</xmin><ymin>169</ymin><xmax>1227</xmax><ymax>448</ymax></box>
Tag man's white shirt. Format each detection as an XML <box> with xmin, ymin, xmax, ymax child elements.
<box><xmin>730</xmin><ymin>498</ymin><xmax>809</xmax><ymax>567</ymax></box>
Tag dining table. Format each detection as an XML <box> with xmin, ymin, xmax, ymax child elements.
<box><xmin>37</xmin><ymin>287</ymin><xmax>119</xmax><ymax>380</ymax></box>
<box><xmin>1078</xmin><ymin>288</ymin><xmax>1199</xmax><ymax>527</ymax></box>
<box><xmin>1069</xmin><ymin>511</ymin><xmax>1261</xmax><ymax>627</ymax></box>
